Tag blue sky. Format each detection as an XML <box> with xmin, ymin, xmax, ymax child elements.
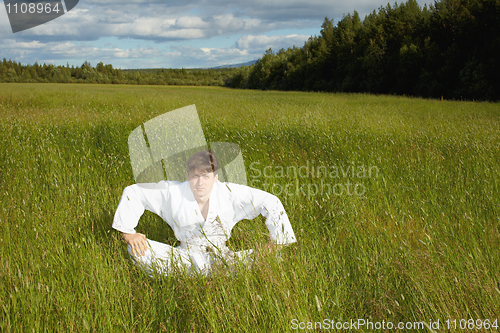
<box><xmin>0</xmin><ymin>0</ymin><xmax>430</xmax><ymax>69</ymax></box>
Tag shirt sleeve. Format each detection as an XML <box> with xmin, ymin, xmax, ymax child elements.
<box><xmin>227</xmin><ymin>183</ymin><xmax>297</xmax><ymax>245</ymax></box>
<box><xmin>112</xmin><ymin>181</ymin><xmax>170</xmax><ymax>234</ymax></box>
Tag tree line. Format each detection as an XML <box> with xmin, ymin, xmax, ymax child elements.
<box><xmin>225</xmin><ymin>0</ymin><xmax>500</xmax><ymax>101</ymax></box>
<box><xmin>0</xmin><ymin>59</ymin><xmax>236</xmax><ymax>86</ymax></box>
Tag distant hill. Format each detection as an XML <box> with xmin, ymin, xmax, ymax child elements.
<box><xmin>121</xmin><ymin>60</ymin><xmax>258</xmax><ymax>72</ymax></box>
<box><xmin>212</xmin><ymin>60</ymin><xmax>257</xmax><ymax>69</ymax></box>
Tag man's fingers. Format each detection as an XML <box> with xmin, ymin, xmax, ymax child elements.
<box><xmin>131</xmin><ymin>236</ymin><xmax>148</xmax><ymax>256</ymax></box>
<box><xmin>134</xmin><ymin>233</ymin><xmax>146</xmax><ymax>256</ymax></box>
<box><xmin>123</xmin><ymin>233</ymin><xmax>148</xmax><ymax>257</ymax></box>
<box><xmin>132</xmin><ymin>242</ymin><xmax>140</xmax><ymax>257</ymax></box>
<box><xmin>140</xmin><ymin>238</ymin><xmax>148</xmax><ymax>256</ymax></box>
<box><xmin>137</xmin><ymin>233</ymin><xmax>146</xmax><ymax>256</ymax></box>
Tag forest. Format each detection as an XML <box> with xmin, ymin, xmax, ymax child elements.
<box><xmin>0</xmin><ymin>59</ymin><xmax>235</xmax><ymax>87</ymax></box>
<box><xmin>225</xmin><ymin>0</ymin><xmax>500</xmax><ymax>101</ymax></box>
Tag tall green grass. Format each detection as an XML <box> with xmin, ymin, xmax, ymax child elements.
<box><xmin>1</xmin><ymin>83</ymin><xmax>499</xmax><ymax>332</ymax></box>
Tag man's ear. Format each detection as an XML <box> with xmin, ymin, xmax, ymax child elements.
<box><xmin>214</xmin><ymin>172</ymin><xmax>219</xmax><ymax>181</ymax></box>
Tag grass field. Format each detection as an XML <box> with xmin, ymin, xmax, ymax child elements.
<box><xmin>0</xmin><ymin>83</ymin><xmax>499</xmax><ymax>332</ymax></box>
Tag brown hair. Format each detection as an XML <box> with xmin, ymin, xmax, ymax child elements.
<box><xmin>186</xmin><ymin>150</ymin><xmax>219</xmax><ymax>175</ymax></box>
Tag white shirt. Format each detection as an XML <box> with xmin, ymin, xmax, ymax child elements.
<box><xmin>112</xmin><ymin>181</ymin><xmax>297</xmax><ymax>249</ymax></box>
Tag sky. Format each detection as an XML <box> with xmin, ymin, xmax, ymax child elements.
<box><xmin>0</xmin><ymin>0</ymin><xmax>430</xmax><ymax>69</ymax></box>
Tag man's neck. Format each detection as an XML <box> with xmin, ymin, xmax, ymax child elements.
<box><xmin>196</xmin><ymin>196</ymin><xmax>210</xmax><ymax>220</ymax></box>
<box><xmin>195</xmin><ymin>195</ymin><xmax>209</xmax><ymax>206</ymax></box>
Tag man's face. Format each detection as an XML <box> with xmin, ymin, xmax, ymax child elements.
<box><xmin>187</xmin><ymin>169</ymin><xmax>218</xmax><ymax>200</ymax></box>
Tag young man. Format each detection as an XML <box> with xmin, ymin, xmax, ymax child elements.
<box><xmin>112</xmin><ymin>150</ymin><xmax>296</xmax><ymax>276</ymax></box>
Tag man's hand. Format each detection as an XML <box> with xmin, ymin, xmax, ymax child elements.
<box><xmin>122</xmin><ymin>233</ymin><xmax>148</xmax><ymax>257</ymax></box>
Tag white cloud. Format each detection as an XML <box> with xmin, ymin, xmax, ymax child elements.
<box><xmin>161</xmin><ymin>44</ymin><xmax>251</xmax><ymax>68</ymax></box>
<box><xmin>0</xmin><ymin>38</ymin><xmax>161</xmax><ymax>64</ymax></box>
<box><xmin>2</xmin><ymin>7</ymin><xmax>277</xmax><ymax>43</ymax></box>
<box><xmin>161</xmin><ymin>32</ymin><xmax>308</xmax><ymax>68</ymax></box>
<box><xmin>235</xmin><ymin>34</ymin><xmax>310</xmax><ymax>51</ymax></box>
<box><xmin>175</xmin><ymin>16</ymin><xmax>208</xmax><ymax>29</ymax></box>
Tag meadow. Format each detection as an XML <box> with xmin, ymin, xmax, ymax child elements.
<box><xmin>0</xmin><ymin>83</ymin><xmax>499</xmax><ymax>332</ymax></box>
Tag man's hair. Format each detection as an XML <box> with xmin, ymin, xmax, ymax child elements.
<box><xmin>186</xmin><ymin>150</ymin><xmax>219</xmax><ymax>175</ymax></box>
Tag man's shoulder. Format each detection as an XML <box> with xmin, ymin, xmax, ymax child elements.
<box><xmin>216</xmin><ymin>181</ymin><xmax>261</xmax><ymax>197</ymax></box>
<box><xmin>129</xmin><ymin>180</ymin><xmax>188</xmax><ymax>193</ymax></box>
<box><xmin>216</xmin><ymin>181</ymin><xmax>248</xmax><ymax>191</ymax></box>
<box><xmin>214</xmin><ymin>181</ymin><xmax>276</xmax><ymax>207</ymax></box>
<box><xmin>165</xmin><ymin>180</ymin><xmax>189</xmax><ymax>192</ymax></box>
<box><xmin>165</xmin><ymin>180</ymin><xmax>187</xmax><ymax>186</ymax></box>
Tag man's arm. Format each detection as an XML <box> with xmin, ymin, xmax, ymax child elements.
<box><xmin>227</xmin><ymin>183</ymin><xmax>297</xmax><ymax>245</ymax></box>
<box><xmin>113</xmin><ymin>182</ymin><xmax>170</xmax><ymax>256</ymax></box>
